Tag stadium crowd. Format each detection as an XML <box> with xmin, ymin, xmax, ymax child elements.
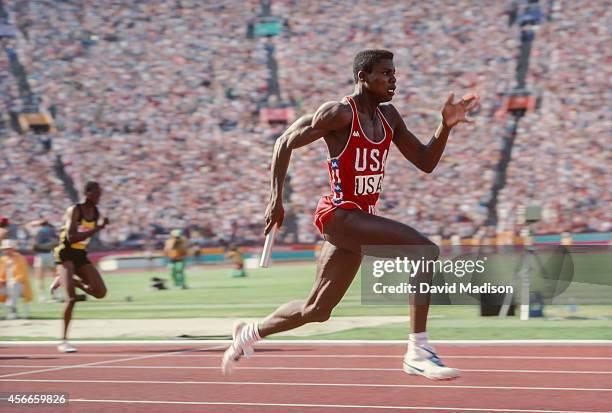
<box><xmin>497</xmin><ymin>1</ymin><xmax>610</xmax><ymax>235</ymax></box>
<box><xmin>0</xmin><ymin>0</ymin><xmax>609</xmax><ymax>247</ymax></box>
<box><xmin>0</xmin><ymin>38</ymin><xmax>19</xmax><ymax>115</ymax></box>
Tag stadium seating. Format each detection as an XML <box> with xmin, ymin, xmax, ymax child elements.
<box><xmin>1</xmin><ymin>0</ymin><xmax>608</xmax><ymax>246</ymax></box>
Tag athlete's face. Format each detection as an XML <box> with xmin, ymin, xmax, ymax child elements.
<box><xmin>361</xmin><ymin>59</ymin><xmax>396</xmax><ymax>102</ymax></box>
<box><xmin>86</xmin><ymin>186</ymin><xmax>102</xmax><ymax>205</ymax></box>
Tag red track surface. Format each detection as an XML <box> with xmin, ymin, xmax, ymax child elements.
<box><xmin>0</xmin><ymin>343</ymin><xmax>611</xmax><ymax>413</ymax></box>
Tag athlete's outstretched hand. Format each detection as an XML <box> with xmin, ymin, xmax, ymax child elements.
<box><xmin>441</xmin><ymin>92</ymin><xmax>480</xmax><ymax>128</ymax></box>
<box><xmin>264</xmin><ymin>200</ymin><xmax>284</xmax><ymax>235</ymax></box>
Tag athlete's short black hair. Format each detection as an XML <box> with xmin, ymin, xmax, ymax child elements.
<box><xmin>84</xmin><ymin>181</ymin><xmax>100</xmax><ymax>193</ymax></box>
<box><xmin>353</xmin><ymin>49</ymin><xmax>394</xmax><ymax>83</ymax></box>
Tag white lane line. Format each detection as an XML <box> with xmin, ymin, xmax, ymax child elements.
<box><xmin>3</xmin><ymin>379</ymin><xmax>611</xmax><ymax>392</ymax></box>
<box><xmin>0</xmin><ymin>345</ymin><xmax>226</xmax><ymax>379</ymax></box>
<box><xmin>3</xmin><ymin>339</ymin><xmax>612</xmax><ymax>345</ymax></box>
<box><xmin>2</xmin><ymin>353</ymin><xmax>612</xmax><ymax>360</ymax></box>
<box><xmin>67</xmin><ymin>399</ymin><xmax>612</xmax><ymax>412</ymax></box>
<box><xmin>1</xmin><ymin>365</ymin><xmax>611</xmax><ymax>375</ymax></box>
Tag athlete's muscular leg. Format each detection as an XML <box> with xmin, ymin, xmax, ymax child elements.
<box><xmin>324</xmin><ymin>209</ymin><xmax>439</xmax><ymax>333</ymax></box>
<box><xmin>257</xmin><ymin>242</ymin><xmax>362</xmax><ymax>337</ymax></box>
<box><xmin>75</xmin><ymin>264</ymin><xmax>107</xmax><ymax>299</ymax></box>
<box><xmin>57</xmin><ymin>262</ymin><xmax>77</xmax><ymax>340</ymax></box>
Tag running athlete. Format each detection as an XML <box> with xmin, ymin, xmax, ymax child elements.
<box><xmin>51</xmin><ymin>181</ymin><xmax>108</xmax><ymax>352</ymax></box>
<box><xmin>223</xmin><ymin>50</ymin><xmax>479</xmax><ymax>379</ymax></box>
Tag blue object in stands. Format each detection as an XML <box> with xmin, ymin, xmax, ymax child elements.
<box><xmin>519</xmin><ymin>5</ymin><xmax>542</xmax><ymax>26</ymax></box>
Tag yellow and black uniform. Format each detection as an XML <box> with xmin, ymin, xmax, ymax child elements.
<box><xmin>164</xmin><ymin>234</ymin><xmax>189</xmax><ymax>288</ymax></box>
<box><xmin>226</xmin><ymin>248</ymin><xmax>246</xmax><ymax>278</ymax></box>
<box><xmin>54</xmin><ymin>204</ymin><xmax>99</xmax><ymax>269</ymax></box>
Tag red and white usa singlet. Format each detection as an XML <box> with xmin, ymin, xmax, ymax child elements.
<box><xmin>313</xmin><ymin>96</ymin><xmax>394</xmax><ymax>233</ymax></box>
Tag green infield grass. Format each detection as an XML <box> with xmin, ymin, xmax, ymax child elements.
<box><xmin>3</xmin><ymin>262</ymin><xmax>610</xmax><ymax>340</ymax></box>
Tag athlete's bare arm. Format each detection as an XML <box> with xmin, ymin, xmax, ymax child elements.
<box><xmin>66</xmin><ymin>207</ymin><xmax>108</xmax><ymax>244</ymax></box>
<box><xmin>387</xmin><ymin>92</ymin><xmax>479</xmax><ymax>173</ymax></box>
<box><xmin>264</xmin><ymin>102</ymin><xmax>351</xmax><ymax>234</ymax></box>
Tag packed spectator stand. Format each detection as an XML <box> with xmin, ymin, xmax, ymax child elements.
<box><xmin>0</xmin><ymin>0</ymin><xmax>609</xmax><ymax>249</ymax></box>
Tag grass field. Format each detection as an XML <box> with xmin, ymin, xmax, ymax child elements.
<box><xmin>4</xmin><ymin>263</ymin><xmax>610</xmax><ymax>340</ymax></box>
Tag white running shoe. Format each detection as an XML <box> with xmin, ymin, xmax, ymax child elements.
<box><xmin>221</xmin><ymin>321</ymin><xmax>254</xmax><ymax>375</ymax></box>
<box><xmin>403</xmin><ymin>345</ymin><xmax>460</xmax><ymax>380</ymax></box>
<box><xmin>57</xmin><ymin>341</ymin><xmax>77</xmax><ymax>353</ymax></box>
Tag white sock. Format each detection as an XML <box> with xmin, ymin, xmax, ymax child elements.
<box><xmin>407</xmin><ymin>332</ymin><xmax>428</xmax><ymax>355</ymax></box>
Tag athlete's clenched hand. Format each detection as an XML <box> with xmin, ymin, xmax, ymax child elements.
<box><xmin>264</xmin><ymin>200</ymin><xmax>284</xmax><ymax>235</ymax></box>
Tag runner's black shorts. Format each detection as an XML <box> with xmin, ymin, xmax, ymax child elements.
<box><xmin>55</xmin><ymin>248</ymin><xmax>91</xmax><ymax>270</ymax></box>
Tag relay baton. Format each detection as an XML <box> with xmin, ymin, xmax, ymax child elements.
<box><xmin>259</xmin><ymin>225</ymin><xmax>277</xmax><ymax>268</ymax></box>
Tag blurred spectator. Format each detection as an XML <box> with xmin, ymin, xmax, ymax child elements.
<box><xmin>164</xmin><ymin>229</ymin><xmax>189</xmax><ymax>289</ymax></box>
<box><xmin>0</xmin><ymin>217</ymin><xmax>9</xmax><ymax>241</ymax></box>
<box><xmin>225</xmin><ymin>245</ymin><xmax>246</xmax><ymax>278</ymax></box>
<box><xmin>26</xmin><ymin>218</ymin><xmax>58</xmax><ymax>302</ymax></box>
<box><xmin>0</xmin><ymin>239</ymin><xmax>33</xmax><ymax>319</ymax></box>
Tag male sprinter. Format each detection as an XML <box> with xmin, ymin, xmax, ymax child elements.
<box><xmin>223</xmin><ymin>50</ymin><xmax>479</xmax><ymax>379</ymax></box>
<box><xmin>51</xmin><ymin>181</ymin><xmax>108</xmax><ymax>352</ymax></box>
